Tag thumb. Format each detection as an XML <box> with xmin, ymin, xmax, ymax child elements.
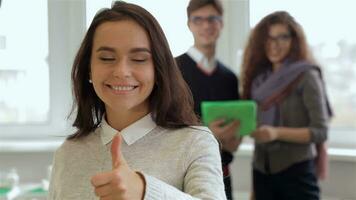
<box><xmin>111</xmin><ymin>133</ymin><xmax>124</xmax><ymax>169</ymax></box>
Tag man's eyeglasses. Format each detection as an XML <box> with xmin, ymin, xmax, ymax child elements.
<box><xmin>267</xmin><ymin>33</ymin><xmax>292</xmax><ymax>44</ymax></box>
<box><xmin>190</xmin><ymin>15</ymin><xmax>222</xmax><ymax>25</ymax></box>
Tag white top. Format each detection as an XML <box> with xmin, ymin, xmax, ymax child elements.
<box><xmin>187</xmin><ymin>46</ymin><xmax>217</xmax><ymax>74</ymax></box>
<box><xmin>48</xmin><ymin>114</ymin><xmax>226</xmax><ymax>200</ymax></box>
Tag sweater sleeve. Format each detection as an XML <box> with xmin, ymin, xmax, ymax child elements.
<box><xmin>142</xmin><ymin>175</ymin><xmax>200</xmax><ymax>200</ymax></box>
<box><xmin>141</xmin><ymin>130</ymin><xmax>226</xmax><ymax>200</ymax></box>
<box><xmin>302</xmin><ymin>69</ymin><xmax>329</xmax><ymax>143</ymax></box>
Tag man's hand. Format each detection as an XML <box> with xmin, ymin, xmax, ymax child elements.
<box><xmin>221</xmin><ymin>136</ymin><xmax>242</xmax><ymax>153</ymax></box>
<box><xmin>209</xmin><ymin>119</ymin><xmax>242</xmax><ymax>153</ymax></box>
<box><xmin>209</xmin><ymin>119</ymin><xmax>239</xmax><ymax>141</ymax></box>
<box><xmin>91</xmin><ymin>134</ymin><xmax>145</xmax><ymax>200</ymax></box>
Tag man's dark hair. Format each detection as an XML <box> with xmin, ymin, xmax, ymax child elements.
<box><xmin>187</xmin><ymin>0</ymin><xmax>223</xmax><ymax>18</ymax></box>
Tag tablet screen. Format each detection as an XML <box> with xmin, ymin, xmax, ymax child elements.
<box><xmin>201</xmin><ymin>100</ymin><xmax>257</xmax><ymax>136</ymax></box>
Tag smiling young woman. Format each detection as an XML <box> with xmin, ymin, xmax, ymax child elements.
<box><xmin>48</xmin><ymin>1</ymin><xmax>227</xmax><ymax>200</ymax></box>
<box><xmin>241</xmin><ymin>11</ymin><xmax>332</xmax><ymax>200</ymax></box>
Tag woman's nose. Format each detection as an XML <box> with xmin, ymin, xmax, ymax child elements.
<box><xmin>113</xmin><ymin>60</ymin><xmax>131</xmax><ymax>78</ymax></box>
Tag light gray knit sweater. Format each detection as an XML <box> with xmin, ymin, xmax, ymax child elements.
<box><xmin>48</xmin><ymin>115</ymin><xmax>226</xmax><ymax>200</ymax></box>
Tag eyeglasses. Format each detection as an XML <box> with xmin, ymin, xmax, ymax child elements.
<box><xmin>267</xmin><ymin>33</ymin><xmax>291</xmax><ymax>44</ymax></box>
<box><xmin>189</xmin><ymin>15</ymin><xmax>222</xmax><ymax>25</ymax></box>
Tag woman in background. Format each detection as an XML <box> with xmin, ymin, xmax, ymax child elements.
<box><xmin>241</xmin><ymin>11</ymin><xmax>332</xmax><ymax>200</ymax></box>
<box><xmin>48</xmin><ymin>1</ymin><xmax>226</xmax><ymax>199</ymax></box>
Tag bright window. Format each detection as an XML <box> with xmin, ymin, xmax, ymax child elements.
<box><xmin>0</xmin><ymin>1</ymin><xmax>49</xmax><ymax>124</ymax></box>
<box><xmin>0</xmin><ymin>1</ymin><xmax>81</xmax><ymax>139</ymax></box>
<box><xmin>250</xmin><ymin>0</ymin><xmax>356</xmax><ymax>148</ymax></box>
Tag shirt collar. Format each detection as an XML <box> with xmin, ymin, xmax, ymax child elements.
<box><xmin>100</xmin><ymin>113</ymin><xmax>157</xmax><ymax>146</ymax></box>
<box><xmin>187</xmin><ymin>46</ymin><xmax>217</xmax><ymax>72</ymax></box>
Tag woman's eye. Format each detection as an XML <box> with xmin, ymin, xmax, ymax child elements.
<box><xmin>132</xmin><ymin>58</ymin><xmax>147</xmax><ymax>62</ymax></box>
<box><xmin>99</xmin><ymin>57</ymin><xmax>115</xmax><ymax>62</ymax></box>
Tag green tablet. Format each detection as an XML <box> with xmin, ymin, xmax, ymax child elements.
<box><xmin>201</xmin><ymin>100</ymin><xmax>257</xmax><ymax>136</ymax></box>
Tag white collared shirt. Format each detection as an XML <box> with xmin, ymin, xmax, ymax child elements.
<box><xmin>187</xmin><ymin>46</ymin><xmax>217</xmax><ymax>74</ymax></box>
<box><xmin>101</xmin><ymin>113</ymin><xmax>156</xmax><ymax>146</ymax></box>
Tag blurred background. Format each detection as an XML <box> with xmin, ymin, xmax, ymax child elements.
<box><xmin>0</xmin><ymin>0</ymin><xmax>355</xmax><ymax>199</ymax></box>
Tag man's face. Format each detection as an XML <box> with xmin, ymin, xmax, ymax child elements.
<box><xmin>188</xmin><ymin>5</ymin><xmax>223</xmax><ymax>49</ymax></box>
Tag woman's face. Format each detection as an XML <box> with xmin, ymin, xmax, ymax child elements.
<box><xmin>265</xmin><ymin>23</ymin><xmax>292</xmax><ymax>69</ymax></box>
<box><xmin>90</xmin><ymin>20</ymin><xmax>155</xmax><ymax>116</ymax></box>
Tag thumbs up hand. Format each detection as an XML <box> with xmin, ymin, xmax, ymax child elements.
<box><xmin>91</xmin><ymin>134</ymin><xmax>145</xmax><ymax>200</ymax></box>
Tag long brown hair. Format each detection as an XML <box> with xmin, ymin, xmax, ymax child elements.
<box><xmin>241</xmin><ymin>11</ymin><xmax>314</xmax><ymax>99</ymax></box>
<box><xmin>69</xmin><ymin>1</ymin><xmax>199</xmax><ymax>139</ymax></box>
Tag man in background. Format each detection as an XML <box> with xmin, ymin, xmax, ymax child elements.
<box><xmin>176</xmin><ymin>0</ymin><xmax>241</xmax><ymax>199</ymax></box>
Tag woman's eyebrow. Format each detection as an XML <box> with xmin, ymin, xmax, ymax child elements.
<box><xmin>130</xmin><ymin>47</ymin><xmax>151</xmax><ymax>54</ymax></box>
<box><xmin>96</xmin><ymin>46</ymin><xmax>116</xmax><ymax>52</ymax></box>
